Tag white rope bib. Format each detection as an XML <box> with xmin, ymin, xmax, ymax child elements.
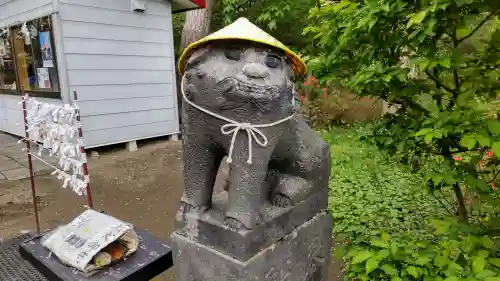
<box><xmin>181</xmin><ymin>76</ymin><xmax>294</xmax><ymax>164</ymax></box>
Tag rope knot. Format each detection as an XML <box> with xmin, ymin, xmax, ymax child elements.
<box><xmin>221</xmin><ymin>122</ymin><xmax>268</xmax><ymax>165</ymax></box>
<box><xmin>240</xmin><ymin>123</ymin><xmax>252</xmax><ymax>129</ymax></box>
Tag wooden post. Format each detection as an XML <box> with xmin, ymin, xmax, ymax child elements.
<box><xmin>73</xmin><ymin>91</ymin><xmax>93</xmax><ymax>208</ymax></box>
<box><xmin>20</xmin><ymin>87</ymin><xmax>40</xmax><ymax>234</ymax></box>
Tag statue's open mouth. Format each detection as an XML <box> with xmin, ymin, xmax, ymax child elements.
<box><xmin>218</xmin><ymin>77</ymin><xmax>282</xmax><ymax>102</ymax></box>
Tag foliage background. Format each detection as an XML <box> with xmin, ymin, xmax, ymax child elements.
<box><xmin>327</xmin><ymin>126</ymin><xmax>500</xmax><ymax>281</ymax></box>
<box><xmin>304</xmin><ymin>0</ymin><xmax>500</xmax><ymax>280</ymax></box>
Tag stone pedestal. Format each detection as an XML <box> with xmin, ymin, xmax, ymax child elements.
<box><xmin>171</xmin><ymin>211</ymin><xmax>333</xmax><ymax>281</ymax></box>
<box><xmin>174</xmin><ymin>190</ymin><xmax>328</xmax><ymax>261</ymax></box>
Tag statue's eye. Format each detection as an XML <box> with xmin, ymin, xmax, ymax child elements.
<box><xmin>265</xmin><ymin>55</ymin><xmax>281</xmax><ymax>68</ymax></box>
<box><xmin>224</xmin><ymin>49</ymin><xmax>243</xmax><ymax>61</ymax></box>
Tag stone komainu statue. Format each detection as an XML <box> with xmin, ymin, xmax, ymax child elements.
<box><xmin>171</xmin><ymin>18</ymin><xmax>333</xmax><ymax>281</ymax></box>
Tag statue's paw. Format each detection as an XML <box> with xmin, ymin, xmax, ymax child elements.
<box><xmin>180</xmin><ymin>201</ymin><xmax>191</xmax><ymax>212</ymax></box>
<box><xmin>224</xmin><ymin>217</ymin><xmax>250</xmax><ymax>231</ymax></box>
<box><xmin>175</xmin><ymin>202</ymin><xmax>205</xmax><ymax>221</ymax></box>
<box><xmin>175</xmin><ymin>202</ymin><xmax>191</xmax><ymax>221</ymax></box>
<box><xmin>271</xmin><ymin>193</ymin><xmax>293</xmax><ymax>208</ymax></box>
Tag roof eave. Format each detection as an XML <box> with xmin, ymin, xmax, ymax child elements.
<box><xmin>171</xmin><ymin>0</ymin><xmax>206</xmax><ymax>13</ymax></box>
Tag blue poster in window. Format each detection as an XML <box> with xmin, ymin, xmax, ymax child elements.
<box><xmin>40</xmin><ymin>31</ymin><xmax>54</xmax><ymax>67</ymax></box>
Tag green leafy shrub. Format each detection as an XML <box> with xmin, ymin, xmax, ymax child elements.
<box><xmin>325</xmin><ymin>126</ymin><xmax>500</xmax><ymax>281</ymax></box>
<box><xmin>344</xmin><ymin>219</ymin><xmax>500</xmax><ymax>281</ymax></box>
<box><xmin>305</xmin><ymin>0</ymin><xmax>500</xmax><ymax>223</ymax></box>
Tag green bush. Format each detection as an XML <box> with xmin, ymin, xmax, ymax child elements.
<box><xmin>343</xmin><ymin>220</ymin><xmax>500</xmax><ymax>281</ymax></box>
<box><xmin>325</xmin><ymin>126</ymin><xmax>500</xmax><ymax>281</ymax></box>
<box><xmin>305</xmin><ymin>0</ymin><xmax>500</xmax><ymax>224</ymax></box>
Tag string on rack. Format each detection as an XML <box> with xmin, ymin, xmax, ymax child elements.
<box><xmin>22</xmin><ymin>148</ymin><xmax>89</xmax><ymax>196</ymax></box>
<box><xmin>19</xmin><ymin>94</ymin><xmax>92</xmax><ymax>200</ymax></box>
<box><xmin>17</xmin><ymin>136</ymin><xmax>87</xmax><ymax>174</ymax></box>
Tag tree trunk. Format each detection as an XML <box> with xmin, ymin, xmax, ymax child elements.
<box><xmin>176</xmin><ymin>0</ymin><xmax>214</xmax><ymax>135</ymax></box>
<box><xmin>443</xmin><ymin>150</ymin><xmax>469</xmax><ymax>222</ymax></box>
<box><xmin>179</xmin><ymin>0</ymin><xmax>214</xmax><ymax>51</ymax></box>
<box><xmin>453</xmin><ymin>183</ymin><xmax>468</xmax><ymax>222</ymax></box>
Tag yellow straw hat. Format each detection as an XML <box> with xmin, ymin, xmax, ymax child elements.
<box><xmin>178</xmin><ymin>17</ymin><xmax>307</xmax><ymax>78</ymax></box>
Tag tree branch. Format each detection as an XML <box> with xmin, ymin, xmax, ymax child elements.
<box><xmin>458</xmin><ymin>13</ymin><xmax>494</xmax><ymax>44</ymax></box>
<box><xmin>432</xmin><ymin>191</ymin><xmax>455</xmax><ymax>217</ymax></box>
<box><xmin>232</xmin><ymin>0</ymin><xmax>258</xmax><ymax>12</ymax></box>
<box><xmin>394</xmin><ymin>97</ymin><xmax>430</xmax><ymax>115</ymax></box>
<box><xmin>425</xmin><ymin>69</ymin><xmax>458</xmax><ymax>95</ymax></box>
<box><xmin>490</xmin><ymin>169</ymin><xmax>500</xmax><ymax>183</ymax></box>
<box><xmin>453</xmin><ymin>183</ymin><xmax>468</xmax><ymax>222</ymax></box>
<box><xmin>450</xmin><ymin>27</ymin><xmax>461</xmax><ymax>110</ymax></box>
<box><xmin>438</xmin><ymin>190</ymin><xmax>454</xmax><ymax>208</ymax></box>
<box><xmin>434</xmin><ymin>147</ymin><xmax>482</xmax><ymax>155</ymax></box>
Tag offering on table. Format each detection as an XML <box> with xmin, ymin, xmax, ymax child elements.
<box><xmin>93</xmin><ymin>242</ymin><xmax>128</xmax><ymax>266</ymax></box>
<box><xmin>41</xmin><ymin>209</ymin><xmax>139</xmax><ymax>274</ymax></box>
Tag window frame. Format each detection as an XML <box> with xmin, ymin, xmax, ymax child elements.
<box><xmin>0</xmin><ymin>16</ymin><xmax>62</xmax><ymax>99</ymax></box>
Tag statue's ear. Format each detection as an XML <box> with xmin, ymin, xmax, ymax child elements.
<box><xmin>186</xmin><ymin>46</ymin><xmax>211</xmax><ymax>70</ymax></box>
<box><xmin>284</xmin><ymin>57</ymin><xmax>296</xmax><ymax>82</ymax></box>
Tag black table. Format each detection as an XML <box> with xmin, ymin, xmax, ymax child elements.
<box><xmin>15</xmin><ymin>229</ymin><xmax>173</xmax><ymax>281</ymax></box>
<box><xmin>0</xmin><ymin>233</ymin><xmax>47</xmax><ymax>281</ymax></box>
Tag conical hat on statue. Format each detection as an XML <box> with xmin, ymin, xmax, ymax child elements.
<box><xmin>178</xmin><ymin>17</ymin><xmax>307</xmax><ymax>78</ymax></box>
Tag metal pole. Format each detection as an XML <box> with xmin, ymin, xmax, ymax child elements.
<box><xmin>73</xmin><ymin>91</ymin><xmax>93</xmax><ymax>208</ymax></box>
<box><xmin>20</xmin><ymin>86</ymin><xmax>41</xmax><ymax>234</ymax></box>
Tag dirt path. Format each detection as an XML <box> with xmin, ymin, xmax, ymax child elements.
<box><xmin>0</xmin><ymin>138</ymin><xmax>343</xmax><ymax>281</ymax></box>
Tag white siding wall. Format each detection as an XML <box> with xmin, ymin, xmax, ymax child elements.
<box><xmin>0</xmin><ymin>95</ymin><xmax>25</xmax><ymax>136</ymax></box>
<box><xmin>59</xmin><ymin>0</ymin><xmax>179</xmax><ymax>148</ymax></box>
<box><xmin>0</xmin><ymin>0</ymin><xmax>55</xmax><ymax>28</ymax></box>
<box><xmin>0</xmin><ymin>0</ymin><xmax>57</xmax><ymax>135</ymax></box>
<box><xmin>0</xmin><ymin>95</ymin><xmax>62</xmax><ymax>136</ymax></box>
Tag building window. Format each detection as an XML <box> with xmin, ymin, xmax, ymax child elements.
<box><xmin>0</xmin><ymin>16</ymin><xmax>60</xmax><ymax>98</ymax></box>
<box><xmin>0</xmin><ymin>31</ymin><xmax>16</xmax><ymax>91</ymax></box>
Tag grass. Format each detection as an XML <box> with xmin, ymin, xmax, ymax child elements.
<box><xmin>323</xmin><ymin>125</ymin><xmax>448</xmax><ymax>240</ymax></box>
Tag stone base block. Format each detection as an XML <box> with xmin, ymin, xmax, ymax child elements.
<box><xmin>171</xmin><ymin>211</ymin><xmax>333</xmax><ymax>281</ymax></box>
<box><xmin>175</xmin><ymin>190</ymin><xmax>328</xmax><ymax>261</ymax></box>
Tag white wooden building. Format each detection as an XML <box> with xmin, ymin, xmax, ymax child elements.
<box><xmin>0</xmin><ymin>0</ymin><xmax>204</xmax><ymax>148</ymax></box>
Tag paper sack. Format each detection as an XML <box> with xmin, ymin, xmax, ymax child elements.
<box><xmin>40</xmin><ymin>209</ymin><xmax>139</xmax><ymax>273</ymax></box>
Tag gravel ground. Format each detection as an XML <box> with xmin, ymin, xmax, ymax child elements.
<box><xmin>0</xmin><ymin>137</ymin><xmax>344</xmax><ymax>281</ymax></box>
